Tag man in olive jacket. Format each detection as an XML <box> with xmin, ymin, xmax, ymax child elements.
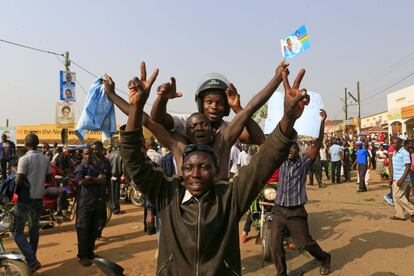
<box><xmin>119</xmin><ymin>64</ymin><xmax>309</xmax><ymax>275</ymax></box>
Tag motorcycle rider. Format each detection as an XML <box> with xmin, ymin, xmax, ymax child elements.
<box><xmin>44</xmin><ymin>162</ymin><xmax>69</xmax><ymax>220</ymax></box>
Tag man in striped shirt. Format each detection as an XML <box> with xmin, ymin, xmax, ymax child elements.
<box><xmin>389</xmin><ymin>137</ymin><xmax>414</xmax><ymax>221</ymax></box>
<box><xmin>271</xmin><ymin>109</ymin><xmax>331</xmax><ymax>276</ymax></box>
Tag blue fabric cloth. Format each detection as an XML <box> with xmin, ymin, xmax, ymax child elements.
<box><xmin>356</xmin><ymin>148</ymin><xmax>369</xmax><ymax>165</ymax></box>
<box><xmin>75</xmin><ymin>78</ymin><xmax>116</xmax><ymax>142</ymax></box>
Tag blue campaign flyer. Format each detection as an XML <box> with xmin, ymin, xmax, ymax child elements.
<box><xmin>280</xmin><ymin>25</ymin><xmax>311</xmax><ymax>59</ymax></box>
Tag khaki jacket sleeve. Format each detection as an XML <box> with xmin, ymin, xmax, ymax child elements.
<box><xmin>120</xmin><ymin>126</ymin><xmax>179</xmax><ymax>211</ymax></box>
<box><xmin>232</xmin><ymin>124</ymin><xmax>296</xmax><ymax>218</ymax></box>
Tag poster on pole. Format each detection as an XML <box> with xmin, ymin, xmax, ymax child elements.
<box><xmin>0</xmin><ymin>127</ymin><xmax>17</xmax><ymax>145</ymax></box>
<box><xmin>56</xmin><ymin>102</ymin><xmax>75</xmax><ymax>127</ymax></box>
<box><xmin>280</xmin><ymin>25</ymin><xmax>311</xmax><ymax>59</ymax></box>
<box><xmin>264</xmin><ymin>91</ymin><xmax>324</xmax><ymax>138</ymax></box>
<box><xmin>60</xmin><ymin>71</ymin><xmax>76</xmax><ymax>102</ymax></box>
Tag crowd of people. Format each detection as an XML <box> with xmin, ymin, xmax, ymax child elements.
<box><xmin>1</xmin><ymin>60</ymin><xmax>414</xmax><ymax>275</ymax></box>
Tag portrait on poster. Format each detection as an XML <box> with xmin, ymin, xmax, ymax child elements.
<box><xmin>60</xmin><ymin>71</ymin><xmax>76</xmax><ymax>101</ymax></box>
<box><xmin>56</xmin><ymin>102</ymin><xmax>75</xmax><ymax>126</ymax></box>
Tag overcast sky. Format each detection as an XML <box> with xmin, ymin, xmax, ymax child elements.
<box><xmin>1</xmin><ymin>0</ymin><xmax>414</xmax><ymax>126</ymax></box>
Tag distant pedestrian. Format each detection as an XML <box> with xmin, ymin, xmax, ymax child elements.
<box><xmin>389</xmin><ymin>137</ymin><xmax>414</xmax><ymax>222</ymax></box>
<box><xmin>328</xmin><ymin>139</ymin><xmax>342</xmax><ymax>183</ymax></box>
<box><xmin>14</xmin><ymin>134</ymin><xmax>51</xmax><ymax>272</ymax></box>
<box><xmin>0</xmin><ymin>134</ymin><xmax>16</xmax><ymax>179</ymax></box>
<box><xmin>355</xmin><ymin>141</ymin><xmax>369</xmax><ymax>192</ymax></box>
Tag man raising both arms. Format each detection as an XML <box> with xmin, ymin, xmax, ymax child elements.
<box><xmin>120</xmin><ymin>65</ymin><xmax>309</xmax><ymax>275</ymax></box>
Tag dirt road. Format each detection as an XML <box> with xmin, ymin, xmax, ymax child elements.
<box><xmin>4</xmin><ymin>170</ymin><xmax>414</xmax><ymax>275</ymax></box>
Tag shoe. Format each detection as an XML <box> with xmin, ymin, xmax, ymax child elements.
<box><xmin>357</xmin><ymin>189</ymin><xmax>367</xmax><ymax>193</ymax></box>
<box><xmin>320</xmin><ymin>253</ymin><xmax>331</xmax><ymax>275</ymax></box>
<box><xmin>30</xmin><ymin>260</ymin><xmax>42</xmax><ymax>272</ymax></box>
<box><xmin>78</xmin><ymin>259</ymin><xmax>93</xmax><ymax>267</ymax></box>
<box><xmin>113</xmin><ymin>210</ymin><xmax>126</xmax><ymax>215</ymax></box>
<box><xmin>384</xmin><ymin>194</ymin><xmax>394</xmax><ymax>206</ymax></box>
<box><xmin>240</xmin><ymin>233</ymin><xmax>248</xmax><ymax>244</ymax></box>
<box><xmin>147</xmin><ymin>227</ymin><xmax>156</xmax><ymax>235</ymax></box>
<box><xmin>97</xmin><ymin>236</ymin><xmax>110</xmax><ymax>241</ymax></box>
<box><xmin>336</xmin><ymin>181</ymin><xmax>342</xmax><ymax>184</ymax></box>
<box><xmin>389</xmin><ymin>216</ymin><xmax>406</xmax><ymax>221</ymax></box>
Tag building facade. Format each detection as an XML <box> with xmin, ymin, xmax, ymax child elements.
<box><xmin>387</xmin><ymin>84</ymin><xmax>414</xmax><ymax>137</ymax></box>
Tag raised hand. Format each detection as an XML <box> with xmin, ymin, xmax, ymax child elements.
<box><xmin>103</xmin><ymin>74</ymin><xmax>115</xmax><ymax>95</ymax></box>
<box><xmin>276</xmin><ymin>61</ymin><xmax>289</xmax><ymax>76</ymax></box>
<box><xmin>128</xmin><ymin>62</ymin><xmax>159</xmax><ymax>107</ymax></box>
<box><xmin>320</xmin><ymin>109</ymin><xmax>327</xmax><ymax>121</ymax></box>
<box><xmin>225</xmin><ymin>83</ymin><xmax>242</xmax><ymax>112</ymax></box>
<box><xmin>157</xmin><ymin>77</ymin><xmax>183</xmax><ymax>99</ymax></box>
<box><xmin>282</xmin><ymin>69</ymin><xmax>309</xmax><ymax>120</ymax></box>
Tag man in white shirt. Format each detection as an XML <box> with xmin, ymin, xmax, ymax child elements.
<box><xmin>237</xmin><ymin>144</ymin><xmax>252</xmax><ymax>169</ymax></box>
<box><xmin>14</xmin><ymin>134</ymin><xmax>51</xmax><ymax>272</ymax></box>
<box><xmin>329</xmin><ymin>139</ymin><xmax>343</xmax><ymax>183</ymax></box>
<box><xmin>229</xmin><ymin>144</ymin><xmax>240</xmax><ymax>177</ymax></box>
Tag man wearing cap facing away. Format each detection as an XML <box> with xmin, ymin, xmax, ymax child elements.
<box><xmin>120</xmin><ymin>65</ymin><xmax>309</xmax><ymax>275</ymax></box>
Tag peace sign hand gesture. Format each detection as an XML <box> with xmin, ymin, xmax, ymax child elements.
<box><xmin>282</xmin><ymin>69</ymin><xmax>309</xmax><ymax>120</ymax></box>
<box><xmin>128</xmin><ymin>62</ymin><xmax>159</xmax><ymax>108</ymax></box>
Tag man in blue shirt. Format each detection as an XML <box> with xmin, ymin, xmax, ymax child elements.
<box><xmin>328</xmin><ymin>140</ymin><xmax>342</xmax><ymax>183</ymax></box>
<box><xmin>271</xmin><ymin>109</ymin><xmax>331</xmax><ymax>276</ymax></box>
<box><xmin>356</xmin><ymin>141</ymin><xmax>369</xmax><ymax>192</ymax></box>
<box><xmin>389</xmin><ymin>137</ymin><xmax>414</xmax><ymax>221</ymax></box>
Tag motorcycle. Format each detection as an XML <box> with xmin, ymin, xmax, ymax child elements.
<box><xmin>40</xmin><ymin>176</ymin><xmax>78</xmax><ymax>227</ymax></box>
<box><xmin>119</xmin><ymin>177</ymin><xmax>144</xmax><ymax>207</ymax></box>
<box><xmin>0</xmin><ymin>177</ymin><xmax>31</xmax><ymax>275</ymax></box>
<box><xmin>258</xmin><ymin>183</ymin><xmax>277</xmax><ymax>262</ymax></box>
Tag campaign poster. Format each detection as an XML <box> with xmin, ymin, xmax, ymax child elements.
<box><xmin>0</xmin><ymin>127</ymin><xmax>17</xmax><ymax>145</ymax></box>
<box><xmin>264</xmin><ymin>91</ymin><xmax>324</xmax><ymax>138</ymax></box>
<box><xmin>56</xmin><ymin>102</ymin><xmax>75</xmax><ymax>127</ymax></box>
<box><xmin>280</xmin><ymin>25</ymin><xmax>311</xmax><ymax>59</ymax></box>
<box><xmin>60</xmin><ymin>71</ymin><xmax>76</xmax><ymax>102</ymax></box>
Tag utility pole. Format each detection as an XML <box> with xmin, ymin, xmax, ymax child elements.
<box><xmin>357</xmin><ymin>81</ymin><xmax>361</xmax><ymax>133</ymax></box>
<box><xmin>344</xmin><ymin>88</ymin><xmax>348</xmax><ymax>134</ymax></box>
<box><xmin>6</xmin><ymin>119</ymin><xmax>9</xmax><ymax>127</ymax></box>
<box><xmin>64</xmin><ymin>51</ymin><xmax>70</xmax><ymax>72</ymax></box>
<box><xmin>61</xmin><ymin>51</ymin><xmax>70</xmax><ymax>146</ymax></box>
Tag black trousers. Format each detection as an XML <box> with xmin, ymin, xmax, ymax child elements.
<box><xmin>76</xmin><ymin>201</ymin><xmax>103</xmax><ymax>260</ymax></box>
<box><xmin>343</xmin><ymin>160</ymin><xmax>351</xmax><ymax>181</ymax></box>
<box><xmin>331</xmin><ymin>161</ymin><xmax>341</xmax><ymax>183</ymax></box>
<box><xmin>320</xmin><ymin>160</ymin><xmax>329</xmax><ymax>179</ymax></box>
<box><xmin>309</xmin><ymin>163</ymin><xmax>322</xmax><ymax>187</ymax></box>
<box><xmin>111</xmin><ymin>178</ymin><xmax>121</xmax><ymax>212</ymax></box>
<box><xmin>270</xmin><ymin>205</ymin><xmax>330</xmax><ymax>276</ymax></box>
<box><xmin>358</xmin><ymin>164</ymin><xmax>368</xmax><ymax>191</ymax></box>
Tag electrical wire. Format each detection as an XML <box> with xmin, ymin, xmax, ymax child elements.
<box><xmin>0</xmin><ymin>38</ymin><xmax>63</xmax><ymax>56</ymax></box>
<box><xmin>361</xmin><ymin>71</ymin><xmax>414</xmax><ymax>103</ymax></box>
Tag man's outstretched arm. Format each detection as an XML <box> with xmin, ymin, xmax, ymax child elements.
<box><xmin>233</xmin><ymin>68</ymin><xmax>310</xmax><ymax>217</ymax></box>
<box><xmin>119</xmin><ymin>62</ymin><xmax>177</xmax><ymax>211</ymax></box>
<box><xmin>223</xmin><ymin>61</ymin><xmax>289</xmax><ymax>145</ymax></box>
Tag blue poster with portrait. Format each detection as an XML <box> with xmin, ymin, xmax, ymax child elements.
<box><xmin>60</xmin><ymin>70</ymin><xmax>76</xmax><ymax>102</ymax></box>
<box><xmin>280</xmin><ymin>25</ymin><xmax>311</xmax><ymax>59</ymax></box>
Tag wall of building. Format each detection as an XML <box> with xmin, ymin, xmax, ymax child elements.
<box><xmin>361</xmin><ymin>111</ymin><xmax>388</xmax><ymax>129</ymax></box>
<box><xmin>387</xmin><ymin>84</ymin><xmax>414</xmax><ymax>136</ymax></box>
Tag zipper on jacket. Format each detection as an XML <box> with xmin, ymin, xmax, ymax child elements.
<box><xmin>224</xmin><ymin>260</ymin><xmax>241</xmax><ymax>276</ymax></box>
<box><xmin>157</xmin><ymin>254</ymin><xmax>173</xmax><ymax>274</ymax></box>
<box><xmin>195</xmin><ymin>201</ymin><xmax>202</xmax><ymax>276</ymax></box>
